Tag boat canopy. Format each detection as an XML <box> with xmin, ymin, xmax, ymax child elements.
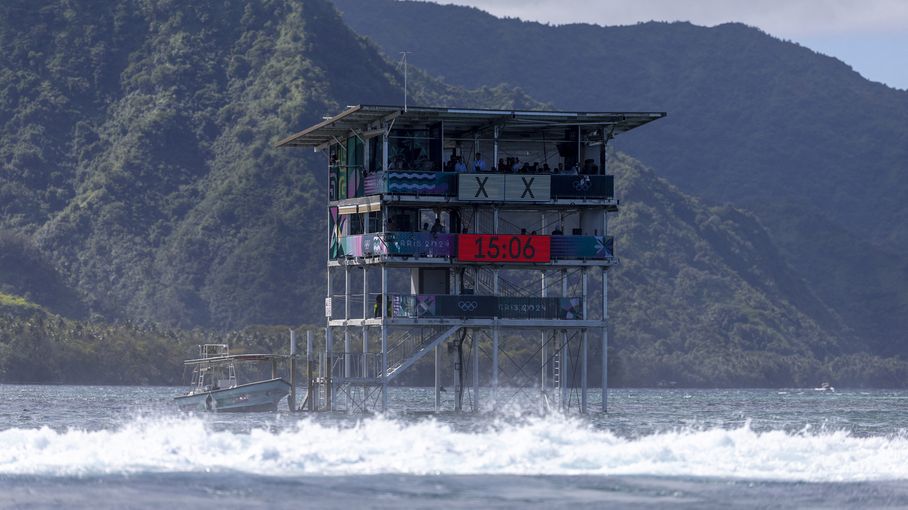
<box><xmin>183</xmin><ymin>353</ymin><xmax>289</xmax><ymax>365</ymax></box>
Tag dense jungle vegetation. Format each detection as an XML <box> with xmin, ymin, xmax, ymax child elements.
<box><xmin>1</xmin><ymin>0</ymin><xmax>906</xmax><ymax>386</ymax></box>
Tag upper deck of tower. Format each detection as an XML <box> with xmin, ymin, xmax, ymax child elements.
<box><xmin>277</xmin><ymin>105</ymin><xmax>665</xmax><ymax>206</ymax></box>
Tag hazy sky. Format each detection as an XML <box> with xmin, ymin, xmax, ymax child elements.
<box><xmin>429</xmin><ymin>0</ymin><xmax>908</xmax><ymax>90</ymax></box>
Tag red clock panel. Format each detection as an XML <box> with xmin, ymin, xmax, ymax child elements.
<box><xmin>457</xmin><ymin>234</ymin><xmax>551</xmax><ymax>263</ymax></box>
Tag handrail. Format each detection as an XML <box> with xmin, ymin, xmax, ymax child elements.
<box><xmin>335</xmin><ymin>232</ymin><xmax>614</xmax><ymax>261</ymax></box>
<box><xmin>339</xmin><ymin>171</ymin><xmax>615</xmax><ymax>200</ymax></box>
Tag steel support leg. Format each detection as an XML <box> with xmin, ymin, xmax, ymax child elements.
<box><xmin>602</xmin><ymin>268</ymin><xmax>609</xmax><ymax>413</ymax></box>
<box><xmin>435</xmin><ymin>345</ymin><xmax>441</xmax><ymax>412</ymax></box>
<box><xmin>381</xmin><ymin>266</ymin><xmax>388</xmax><ymax>412</ymax></box>
<box><xmin>492</xmin><ymin>326</ymin><xmax>499</xmax><ymax>407</ymax></box>
<box><xmin>472</xmin><ymin>331</ymin><xmax>479</xmax><ymax>412</ymax></box>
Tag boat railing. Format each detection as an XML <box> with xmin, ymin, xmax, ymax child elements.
<box><xmin>200</xmin><ymin>343</ymin><xmax>230</xmax><ymax>358</ymax></box>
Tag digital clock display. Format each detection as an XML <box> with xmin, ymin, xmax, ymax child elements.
<box><xmin>457</xmin><ymin>234</ymin><xmax>551</xmax><ymax>263</ymax></box>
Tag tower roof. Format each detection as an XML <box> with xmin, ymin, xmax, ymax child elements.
<box><xmin>276</xmin><ymin>104</ymin><xmax>665</xmax><ymax>149</ymax></box>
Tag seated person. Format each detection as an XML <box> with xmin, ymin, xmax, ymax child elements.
<box><xmin>551</xmin><ymin>226</ymin><xmax>564</xmax><ymax>235</ymax></box>
<box><xmin>511</xmin><ymin>157</ymin><xmax>521</xmax><ymax>173</ymax></box>
<box><xmin>498</xmin><ymin>158</ymin><xmax>507</xmax><ymax>173</ymax></box>
<box><xmin>542</xmin><ymin>163</ymin><xmax>551</xmax><ymax>173</ymax></box>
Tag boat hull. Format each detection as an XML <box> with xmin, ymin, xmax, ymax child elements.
<box><xmin>175</xmin><ymin>378</ymin><xmax>291</xmax><ymax>412</ymax></box>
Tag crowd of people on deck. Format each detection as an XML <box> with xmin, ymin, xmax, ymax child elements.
<box><xmin>441</xmin><ymin>151</ymin><xmax>600</xmax><ymax>175</ymax></box>
<box><xmin>337</xmin><ymin>147</ymin><xmax>602</xmax><ymax>176</ymax></box>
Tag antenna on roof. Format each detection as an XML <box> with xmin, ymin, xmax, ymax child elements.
<box><xmin>396</xmin><ymin>51</ymin><xmax>412</xmax><ymax>112</ymax></box>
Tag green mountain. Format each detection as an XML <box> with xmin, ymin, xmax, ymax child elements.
<box><xmin>1</xmin><ymin>0</ymin><xmax>398</xmax><ymax>327</ymax></box>
<box><xmin>609</xmin><ymin>155</ymin><xmax>846</xmax><ymax>386</ymax></box>
<box><xmin>0</xmin><ymin>0</ymin><xmax>905</xmax><ymax>386</ymax></box>
<box><xmin>0</xmin><ymin>0</ymin><xmax>543</xmax><ymax>327</ymax></box>
<box><xmin>331</xmin><ymin>0</ymin><xmax>908</xmax><ymax>358</ymax></box>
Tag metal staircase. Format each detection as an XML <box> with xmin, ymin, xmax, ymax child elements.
<box><xmin>385</xmin><ymin>325</ymin><xmax>461</xmax><ymax>381</ymax></box>
<box><xmin>331</xmin><ymin>325</ymin><xmax>463</xmax><ymax>385</ymax></box>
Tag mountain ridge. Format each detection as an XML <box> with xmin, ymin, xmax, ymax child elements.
<box><xmin>0</xmin><ymin>0</ymin><xmax>905</xmax><ymax>386</ymax></box>
<box><xmin>331</xmin><ymin>0</ymin><xmax>908</xmax><ymax>357</ymax></box>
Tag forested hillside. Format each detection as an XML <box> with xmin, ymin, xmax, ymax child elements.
<box><xmin>333</xmin><ymin>0</ymin><xmax>908</xmax><ymax>241</ymax></box>
<box><xmin>1</xmin><ymin>0</ymin><xmax>906</xmax><ymax>386</ymax></box>
<box><xmin>0</xmin><ymin>0</ymin><xmax>532</xmax><ymax>328</ymax></box>
<box><xmin>332</xmin><ymin>0</ymin><xmax>908</xmax><ymax>359</ymax></box>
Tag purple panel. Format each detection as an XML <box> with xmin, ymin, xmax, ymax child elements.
<box><xmin>364</xmin><ymin>172</ymin><xmax>384</xmax><ymax>195</ymax></box>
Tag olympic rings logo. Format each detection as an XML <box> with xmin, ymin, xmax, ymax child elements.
<box><xmin>572</xmin><ymin>177</ymin><xmax>591</xmax><ymax>191</ymax></box>
<box><xmin>458</xmin><ymin>301</ymin><xmax>479</xmax><ymax>311</ymax></box>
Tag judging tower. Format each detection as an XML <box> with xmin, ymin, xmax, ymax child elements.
<box><xmin>278</xmin><ymin>105</ymin><xmax>664</xmax><ymax>413</ymax></box>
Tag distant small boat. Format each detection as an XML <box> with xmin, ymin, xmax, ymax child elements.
<box><xmin>813</xmin><ymin>382</ymin><xmax>835</xmax><ymax>393</ymax></box>
<box><xmin>175</xmin><ymin>344</ymin><xmax>291</xmax><ymax>412</ymax></box>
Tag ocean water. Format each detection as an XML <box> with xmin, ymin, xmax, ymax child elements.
<box><xmin>2</xmin><ymin>386</ymin><xmax>908</xmax><ymax>508</ymax></box>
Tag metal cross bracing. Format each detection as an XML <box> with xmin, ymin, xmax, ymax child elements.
<box><xmin>312</xmin><ymin>318</ymin><xmax>605</xmax><ymax>415</ymax></box>
<box><xmin>276</xmin><ymin>104</ymin><xmax>663</xmax><ymax>415</ymax></box>
<box><xmin>313</xmin><ymin>233</ymin><xmax>611</xmax><ymax>414</ymax></box>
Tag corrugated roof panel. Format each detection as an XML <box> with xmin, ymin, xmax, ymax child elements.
<box><xmin>276</xmin><ymin>105</ymin><xmax>666</xmax><ymax>148</ymax></box>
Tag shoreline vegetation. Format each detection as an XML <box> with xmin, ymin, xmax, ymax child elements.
<box><xmin>3</xmin><ymin>303</ymin><xmax>906</xmax><ymax>388</ymax></box>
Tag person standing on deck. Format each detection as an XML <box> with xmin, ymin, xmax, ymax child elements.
<box><xmin>473</xmin><ymin>152</ymin><xmax>488</xmax><ymax>172</ymax></box>
<box><xmin>454</xmin><ymin>156</ymin><xmax>467</xmax><ymax>173</ymax></box>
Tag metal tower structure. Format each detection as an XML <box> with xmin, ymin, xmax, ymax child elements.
<box><xmin>278</xmin><ymin>105</ymin><xmax>664</xmax><ymax>413</ymax></box>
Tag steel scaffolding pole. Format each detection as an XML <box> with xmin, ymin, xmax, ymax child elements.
<box><xmin>362</xmin><ymin>266</ymin><xmax>369</xmax><ymax>412</ymax></box>
<box><xmin>472</xmin><ymin>330</ymin><xmax>479</xmax><ymax>412</ymax></box>
<box><xmin>581</xmin><ymin>268</ymin><xmax>589</xmax><ymax>413</ymax></box>
<box><xmin>492</xmin><ymin>207</ymin><xmax>500</xmax><ymax>406</ymax></box>
<box><xmin>344</xmin><ymin>265</ymin><xmax>351</xmax><ymax>413</ymax></box>
<box><xmin>540</xmin><ymin>212</ymin><xmax>547</xmax><ymax>404</ymax></box>
<box><xmin>541</xmin><ymin>269</ymin><xmax>547</xmax><ymax>394</ymax></box>
<box><xmin>602</xmin><ymin>267</ymin><xmax>609</xmax><ymax>412</ymax></box>
<box><xmin>492</xmin><ymin>125</ymin><xmax>499</xmax><ymax>170</ymax></box>
<box><xmin>362</xmin><ymin>266</ymin><xmax>369</xmax><ymax>368</ymax></box>
<box><xmin>561</xmin><ymin>269</ymin><xmax>569</xmax><ymax>410</ymax></box>
<box><xmin>326</xmin><ymin>266</ymin><xmax>333</xmax><ymax>411</ymax></box>
<box><xmin>541</xmin><ymin>329</ymin><xmax>547</xmax><ymax>403</ymax></box>
<box><xmin>435</xmin><ymin>345</ymin><xmax>441</xmax><ymax>412</ymax></box>
<box><xmin>602</xmin><ymin>208</ymin><xmax>609</xmax><ymax>413</ymax></box>
<box><xmin>492</xmin><ymin>324</ymin><xmax>499</xmax><ymax>406</ymax></box>
<box><xmin>381</xmin><ymin>265</ymin><xmax>388</xmax><ymax>411</ymax></box>
<box><xmin>307</xmin><ymin>330</ymin><xmax>315</xmax><ymax>411</ymax></box>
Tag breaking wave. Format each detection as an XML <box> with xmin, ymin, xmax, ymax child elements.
<box><xmin>2</xmin><ymin>415</ymin><xmax>907</xmax><ymax>481</ymax></box>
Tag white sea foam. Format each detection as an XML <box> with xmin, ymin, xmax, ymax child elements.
<box><xmin>1</xmin><ymin>415</ymin><xmax>907</xmax><ymax>481</ymax></box>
